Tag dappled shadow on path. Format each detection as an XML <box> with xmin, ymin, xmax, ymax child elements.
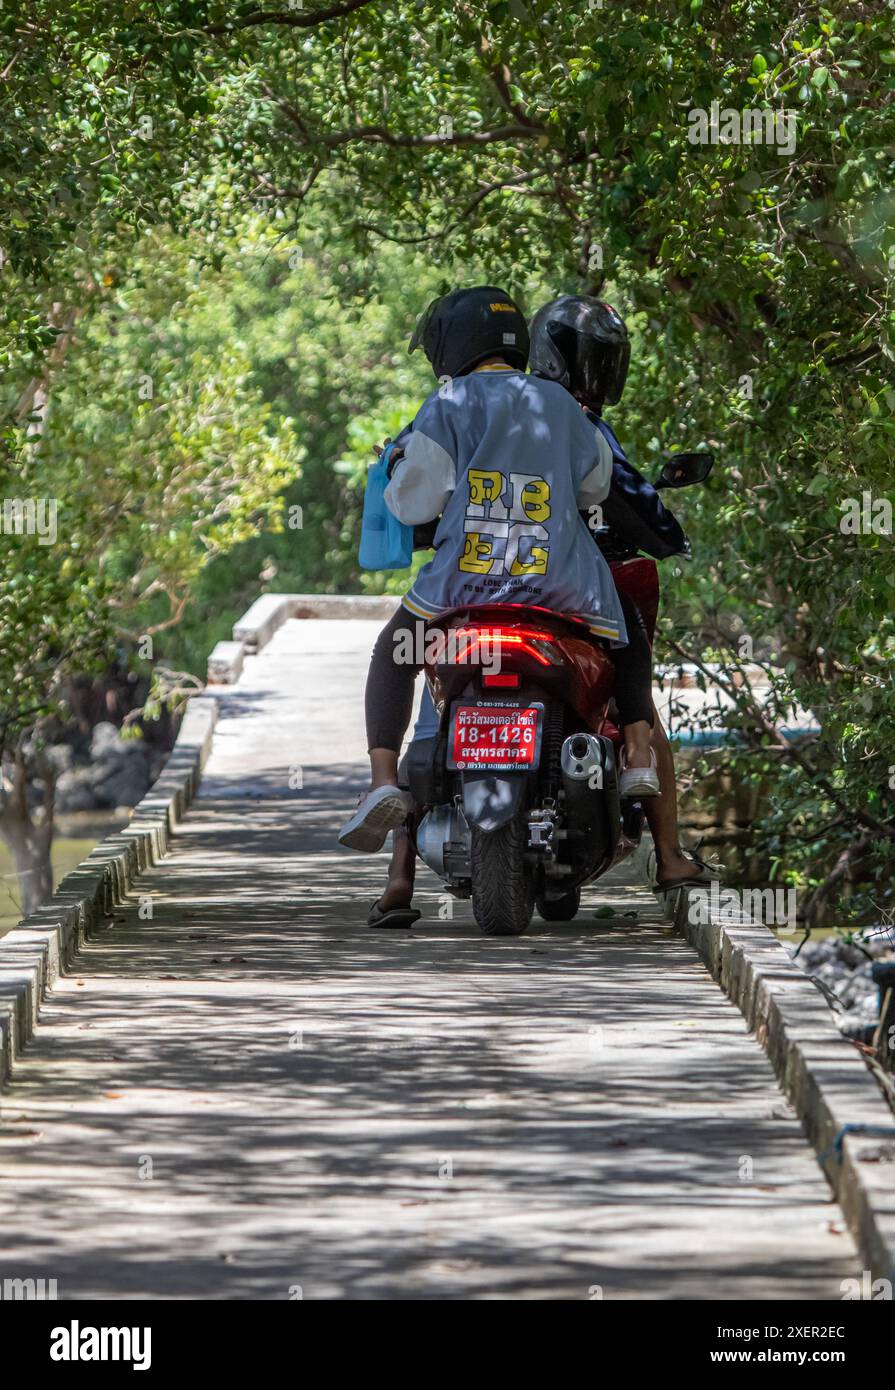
<box><xmin>0</xmin><ymin>764</ymin><xmax>858</xmax><ymax>1299</ymax></box>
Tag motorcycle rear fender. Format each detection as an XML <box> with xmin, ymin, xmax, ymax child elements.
<box><xmin>461</xmin><ymin>771</ymin><xmax>528</xmax><ymax>832</ymax></box>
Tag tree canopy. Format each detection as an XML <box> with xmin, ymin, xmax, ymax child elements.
<box><xmin>2</xmin><ymin>0</ymin><xmax>894</xmax><ymax>926</ymax></box>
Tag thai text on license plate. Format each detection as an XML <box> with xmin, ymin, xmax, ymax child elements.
<box><xmin>449</xmin><ymin>704</ymin><xmax>541</xmax><ymax>771</ymax></box>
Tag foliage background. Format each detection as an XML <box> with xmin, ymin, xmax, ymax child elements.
<box><xmin>2</xmin><ymin>0</ymin><xmax>894</xmax><ymax>926</ymax></box>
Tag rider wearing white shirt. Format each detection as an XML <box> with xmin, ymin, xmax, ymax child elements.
<box><xmin>339</xmin><ymin>286</ymin><xmax>656</xmax><ymax>858</ymax></box>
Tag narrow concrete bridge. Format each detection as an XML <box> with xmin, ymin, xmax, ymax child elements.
<box><xmin>0</xmin><ymin>605</ymin><xmax>891</xmax><ymax>1300</ymax></box>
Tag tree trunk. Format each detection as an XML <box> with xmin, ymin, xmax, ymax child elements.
<box><xmin>0</xmin><ymin>744</ymin><xmax>57</xmax><ymax>919</ymax></box>
<box><xmin>1</xmin><ymin>814</ymin><xmax>54</xmax><ymax>918</ymax></box>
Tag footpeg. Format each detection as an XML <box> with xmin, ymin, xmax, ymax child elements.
<box><xmin>528</xmin><ymin>808</ymin><xmax>556</xmax><ymax>853</ymax></box>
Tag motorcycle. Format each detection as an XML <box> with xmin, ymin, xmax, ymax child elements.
<box><xmin>404</xmin><ymin>451</ymin><xmax>713</xmax><ymax>936</ymax></box>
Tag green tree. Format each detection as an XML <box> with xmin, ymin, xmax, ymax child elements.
<box><xmin>197</xmin><ymin>0</ymin><xmax>894</xmax><ymax>927</ymax></box>
<box><xmin>4</xmin><ymin>0</ymin><xmax>895</xmax><ymax>929</ymax></box>
<box><xmin>0</xmin><ymin>223</ymin><xmax>299</xmax><ymax>913</ymax></box>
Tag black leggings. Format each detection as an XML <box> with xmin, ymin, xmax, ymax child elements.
<box><xmin>365</xmin><ymin>599</ymin><xmax>653</xmax><ymax>753</ymax></box>
<box><xmin>612</xmin><ymin>590</ymin><xmax>654</xmax><ymax>729</ymax></box>
<box><xmin>366</xmin><ymin>606</ymin><xmax>424</xmax><ymax>752</ymax></box>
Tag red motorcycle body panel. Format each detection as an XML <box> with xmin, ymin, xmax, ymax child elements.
<box><xmin>610</xmin><ymin>557</ymin><xmax>660</xmax><ymax>645</ymax></box>
<box><xmin>425</xmin><ymin>558</ymin><xmax>660</xmax><ymax>745</ymax></box>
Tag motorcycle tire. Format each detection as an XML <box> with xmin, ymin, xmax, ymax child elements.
<box><xmin>470</xmin><ymin>816</ymin><xmax>534</xmax><ymax>937</ymax></box>
<box><xmin>536</xmin><ymin>888</ymin><xmax>581</xmax><ymax>922</ymax></box>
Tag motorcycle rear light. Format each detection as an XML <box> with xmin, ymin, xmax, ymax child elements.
<box><xmin>450</xmin><ymin>627</ymin><xmax>560</xmax><ymax>668</ymax></box>
<box><xmin>482</xmin><ymin>672</ymin><xmax>521</xmax><ymax>688</ymax></box>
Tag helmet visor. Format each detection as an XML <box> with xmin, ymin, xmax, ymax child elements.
<box><xmin>549</xmin><ymin>320</ymin><xmax>630</xmax><ymax>406</ymax></box>
<box><xmin>408</xmin><ymin>297</ymin><xmax>440</xmax><ymax>355</ymax></box>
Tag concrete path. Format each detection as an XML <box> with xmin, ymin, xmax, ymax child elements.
<box><xmin>0</xmin><ymin>620</ymin><xmax>859</xmax><ymax>1299</ymax></box>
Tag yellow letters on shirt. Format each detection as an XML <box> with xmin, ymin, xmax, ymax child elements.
<box><xmin>460</xmin><ymin>532</ymin><xmax>497</xmax><ymax>574</ymax></box>
<box><xmin>517</xmin><ymin>477</ymin><xmax>551</xmax><ymax>523</ymax></box>
<box><xmin>458</xmin><ymin>472</ymin><xmax>551</xmax><ymax>576</ymax></box>
<box><xmin>467</xmin><ymin>470</ymin><xmax>506</xmax><ymax>515</ymax></box>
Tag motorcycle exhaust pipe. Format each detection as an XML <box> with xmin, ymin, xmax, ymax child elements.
<box><xmin>561</xmin><ymin>733</ymin><xmax>605</xmax><ymax>789</ymax></box>
<box><xmin>560</xmin><ymin>733</ymin><xmax>610</xmax><ymax>843</ymax></box>
<box><xmin>560</xmin><ymin>733</ymin><xmax>620</xmax><ymax>864</ymax></box>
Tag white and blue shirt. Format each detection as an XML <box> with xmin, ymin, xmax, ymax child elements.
<box><xmin>384</xmin><ymin>366</ymin><xmax>627</xmax><ymax>643</ymax></box>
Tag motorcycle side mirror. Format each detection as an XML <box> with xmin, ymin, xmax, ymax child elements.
<box><xmin>655</xmin><ymin>451</ymin><xmax>715</xmax><ymax>489</ymax></box>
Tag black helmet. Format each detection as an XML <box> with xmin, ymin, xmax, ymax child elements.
<box><xmin>528</xmin><ymin>294</ymin><xmax>630</xmax><ymax>409</ymax></box>
<box><xmin>409</xmin><ymin>286</ymin><xmax>529</xmax><ymax>379</ymax></box>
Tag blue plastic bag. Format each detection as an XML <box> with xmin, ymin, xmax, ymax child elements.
<box><xmin>358</xmin><ymin>441</ymin><xmax>414</xmax><ymax>571</ymax></box>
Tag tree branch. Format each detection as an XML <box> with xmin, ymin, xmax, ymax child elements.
<box><xmin>801</xmin><ymin>835</ymin><xmax>873</xmax><ymax>925</ymax></box>
<box><xmin>476</xmin><ymin>34</ymin><xmax>543</xmax><ymax>131</ymax></box>
<box><xmin>277</xmin><ymin>109</ymin><xmax>545</xmax><ymax>150</ymax></box>
<box><xmin>206</xmin><ymin>0</ymin><xmax>376</xmax><ymax>35</ymax></box>
<box><xmin>355</xmin><ymin>162</ymin><xmax>571</xmax><ymax>245</ymax></box>
<box><xmin>666</xmin><ymin>636</ymin><xmax>895</xmax><ymax>844</ymax></box>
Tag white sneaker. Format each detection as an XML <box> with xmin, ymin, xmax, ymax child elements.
<box><xmin>338</xmin><ymin>784</ymin><xmax>413</xmax><ymax>852</ymax></box>
<box><xmin>619</xmin><ymin>750</ymin><xmax>660</xmax><ymax>799</ymax></box>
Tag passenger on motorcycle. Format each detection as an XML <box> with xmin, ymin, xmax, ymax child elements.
<box><xmin>338</xmin><ymin>284</ymin><xmax>659</xmax><ymax>866</ymax></box>
<box><xmin>528</xmin><ymin>293</ymin><xmax>719</xmax><ymax>892</ymax></box>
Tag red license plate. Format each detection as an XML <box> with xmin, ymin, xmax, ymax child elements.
<box><xmin>449</xmin><ymin>704</ymin><xmax>541</xmax><ymax>771</ymax></box>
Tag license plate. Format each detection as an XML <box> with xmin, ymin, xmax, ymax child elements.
<box><xmin>448</xmin><ymin>702</ymin><xmax>543</xmax><ymax>772</ymax></box>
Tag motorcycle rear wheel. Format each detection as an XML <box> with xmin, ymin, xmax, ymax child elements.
<box><xmin>470</xmin><ymin>817</ymin><xmax>534</xmax><ymax>936</ymax></box>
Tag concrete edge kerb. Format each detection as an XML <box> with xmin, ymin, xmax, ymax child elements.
<box><xmin>0</xmin><ymin>695</ymin><xmax>217</xmax><ymax>1086</ymax></box>
<box><xmin>664</xmin><ymin>884</ymin><xmax>895</xmax><ymax>1286</ymax></box>
<box><xmin>2</xmin><ymin>590</ymin><xmax>398</xmax><ymax>1079</ymax></box>
<box><xmin>208</xmin><ymin>592</ymin><xmax>400</xmax><ymax>682</ymax></box>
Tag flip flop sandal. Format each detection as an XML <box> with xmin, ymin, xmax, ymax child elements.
<box><xmin>367</xmin><ymin>901</ymin><xmax>421</xmax><ymax>930</ymax></box>
<box><xmin>654</xmin><ymin>853</ymin><xmax>722</xmax><ymax>893</ymax></box>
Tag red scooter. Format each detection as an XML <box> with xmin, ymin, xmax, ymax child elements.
<box><xmin>405</xmin><ymin>452</ymin><xmax>712</xmax><ymax>935</ymax></box>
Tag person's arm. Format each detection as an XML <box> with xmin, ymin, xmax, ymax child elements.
<box><xmin>573</xmin><ymin>415</ymin><xmax>614</xmax><ymax>509</ymax></box>
<box><xmin>384</xmin><ymin>396</ymin><xmax>457</xmax><ymax>525</ymax></box>
<box><xmin>587</xmin><ymin>414</ymin><xmax>687</xmax><ymax>559</ymax></box>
